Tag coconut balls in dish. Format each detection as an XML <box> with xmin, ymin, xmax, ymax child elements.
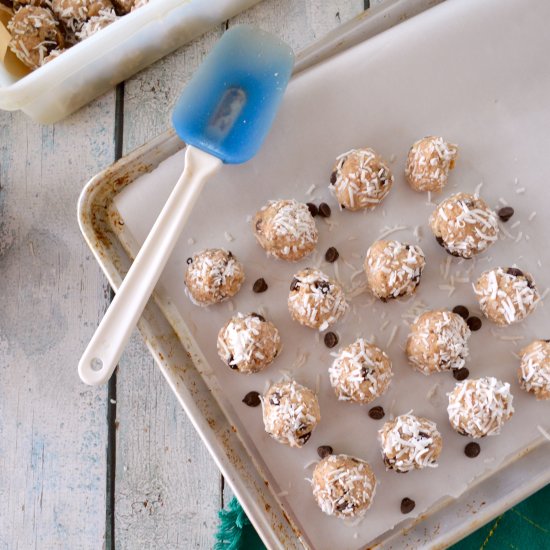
<box><xmin>217</xmin><ymin>312</ymin><xmax>281</xmax><ymax>374</ymax></box>
<box><xmin>312</xmin><ymin>454</ymin><xmax>376</xmax><ymax>519</ymax></box>
<box><xmin>447</xmin><ymin>376</ymin><xmax>514</xmax><ymax>438</ymax></box>
<box><xmin>473</xmin><ymin>267</ymin><xmax>539</xmax><ymax>326</ymax></box>
<box><xmin>518</xmin><ymin>339</ymin><xmax>550</xmax><ymax>400</ymax></box>
<box><xmin>52</xmin><ymin>0</ymin><xmax>113</xmax><ymax>34</ymax></box>
<box><xmin>364</xmin><ymin>240</ymin><xmax>425</xmax><ymax>301</ymax></box>
<box><xmin>430</xmin><ymin>193</ymin><xmax>499</xmax><ymax>259</ymax></box>
<box><xmin>262</xmin><ymin>380</ymin><xmax>320</xmax><ymax>447</ymax></box>
<box><xmin>329</xmin><ymin>147</ymin><xmax>394</xmax><ymax>211</ymax></box>
<box><xmin>253</xmin><ymin>199</ymin><xmax>318</xmax><ymax>261</ymax></box>
<box><xmin>405</xmin><ymin>136</ymin><xmax>458</xmax><ymax>192</ymax></box>
<box><xmin>329</xmin><ymin>338</ymin><xmax>393</xmax><ymax>403</ymax></box>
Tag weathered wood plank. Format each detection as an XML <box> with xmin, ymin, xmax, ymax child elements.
<box><xmin>0</xmin><ymin>93</ymin><xmax>115</xmax><ymax>548</ymax></box>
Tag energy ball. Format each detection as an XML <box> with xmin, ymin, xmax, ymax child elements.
<box><xmin>184</xmin><ymin>248</ymin><xmax>244</xmax><ymax>306</ymax></box>
<box><xmin>329</xmin><ymin>147</ymin><xmax>394</xmax><ymax>211</ymax></box>
<box><xmin>518</xmin><ymin>339</ymin><xmax>550</xmax><ymax>400</ymax></box>
<box><xmin>52</xmin><ymin>0</ymin><xmax>112</xmax><ymax>33</ymax></box>
<box><xmin>329</xmin><ymin>338</ymin><xmax>393</xmax><ymax>403</ymax></box>
<box><xmin>8</xmin><ymin>6</ymin><xmax>64</xmax><ymax>69</ymax></box>
<box><xmin>262</xmin><ymin>380</ymin><xmax>320</xmax><ymax>447</ymax></box>
<box><xmin>406</xmin><ymin>310</ymin><xmax>471</xmax><ymax>375</ymax></box>
<box><xmin>378</xmin><ymin>413</ymin><xmax>443</xmax><ymax>472</ymax></box>
<box><xmin>217</xmin><ymin>313</ymin><xmax>281</xmax><ymax>374</ymax></box>
<box><xmin>253</xmin><ymin>199</ymin><xmax>318</xmax><ymax>261</ymax></box>
<box><xmin>430</xmin><ymin>193</ymin><xmax>499</xmax><ymax>259</ymax></box>
<box><xmin>364</xmin><ymin>240</ymin><xmax>425</xmax><ymax>301</ymax></box>
<box><xmin>405</xmin><ymin>136</ymin><xmax>458</xmax><ymax>192</ymax></box>
<box><xmin>473</xmin><ymin>267</ymin><xmax>539</xmax><ymax>326</ymax></box>
<box><xmin>447</xmin><ymin>377</ymin><xmax>514</xmax><ymax>438</ymax></box>
<box><xmin>76</xmin><ymin>8</ymin><xmax>117</xmax><ymax>39</ymax></box>
<box><xmin>312</xmin><ymin>454</ymin><xmax>376</xmax><ymax>519</ymax></box>
<box><xmin>288</xmin><ymin>268</ymin><xmax>348</xmax><ymax>330</ymax></box>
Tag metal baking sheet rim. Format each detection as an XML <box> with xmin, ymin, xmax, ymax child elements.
<box><xmin>76</xmin><ymin>3</ymin><xmax>550</xmax><ymax>549</ymax></box>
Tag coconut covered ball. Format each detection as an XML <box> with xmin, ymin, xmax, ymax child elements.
<box><xmin>430</xmin><ymin>193</ymin><xmax>499</xmax><ymax>259</ymax></box>
<box><xmin>329</xmin><ymin>147</ymin><xmax>394</xmax><ymax>211</ymax></box>
<box><xmin>75</xmin><ymin>8</ymin><xmax>117</xmax><ymax>39</ymax></box>
<box><xmin>364</xmin><ymin>240</ymin><xmax>425</xmax><ymax>301</ymax></box>
<box><xmin>262</xmin><ymin>380</ymin><xmax>320</xmax><ymax>447</ymax></box>
<box><xmin>405</xmin><ymin>136</ymin><xmax>458</xmax><ymax>192</ymax></box>
<box><xmin>518</xmin><ymin>339</ymin><xmax>550</xmax><ymax>400</ymax></box>
<box><xmin>8</xmin><ymin>6</ymin><xmax>65</xmax><ymax>69</ymax></box>
<box><xmin>217</xmin><ymin>313</ymin><xmax>281</xmax><ymax>374</ymax></box>
<box><xmin>288</xmin><ymin>268</ymin><xmax>348</xmax><ymax>330</ymax></box>
<box><xmin>52</xmin><ymin>0</ymin><xmax>113</xmax><ymax>33</ymax></box>
<box><xmin>378</xmin><ymin>413</ymin><xmax>443</xmax><ymax>472</ymax></box>
<box><xmin>253</xmin><ymin>199</ymin><xmax>318</xmax><ymax>261</ymax></box>
<box><xmin>329</xmin><ymin>338</ymin><xmax>393</xmax><ymax>403</ymax></box>
<box><xmin>406</xmin><ymin>310</ymin><xmax>471</xmax><ymax>375</ymax></box>
<box><xmin>184</xmin><ymin>248</ymin><xmax>244</xmax><ymax>306</ymax></box>
<box><xmin>312</xmin><ymin>454</ymin><xmax>376</xmax><ymax>519</ymax></box>
<box><xmin>447</xmin><ymin>377</ymin><xmax>514</xmax><ymax>438</ymax></box>
<box><xmin>474</xmin><ymin>267</ymin><xmax>539</xmax><ymax>326</ymax></box>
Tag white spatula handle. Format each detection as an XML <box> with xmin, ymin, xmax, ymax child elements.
<box><xmin>79</xmin><ymin>146</ymin><xmax>222</xmax><ymax>386</ymax></box>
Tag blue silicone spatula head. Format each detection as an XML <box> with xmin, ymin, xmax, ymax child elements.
<box><xmin>172</xmin><ymin>25</ymin><xmax>294</xmax><ymax>164</ymax></box>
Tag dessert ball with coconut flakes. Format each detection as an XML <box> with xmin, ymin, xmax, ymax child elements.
<box><xmin>312</xmin><ymin>454</ymin><xmax>376</xmax><ymax>519</ymax></box>
<box><xmin>474</xmin><ymin>267</ymin><xmax>539</xmax><ymax>326</ymax></box>
<box><xmin>262</xmin><ymin>380</ymin><xmax>320</xmax><ymax>448</ymax></box>
<box><xmin>406</xmin><ymin>310</ymin><xmax>470</xmax><ymax>375</ymax></box>
<box><xmin>52</xmin><ymin>0</ymin><xmax>113</xmax><ymax>34</ymax></box>
<box><xmin>184</xmin><ymin>248</ymin><xmax>244</xmax><ymax>306</ymax></box>
<box><xmin>518</xmin><ymin>339</ymin><xmax>550</xmax><ymax>400</ymax></box>
<box><xmin>430</xmin><ymin>193</ymin><xmax>499</xmax><ymax>259</ymax></box>
<box><xmin>253</xmin><ymin>199</ymin><xmax>318</xmax><ymax>261</ymax></box>
<box><xmin>217</xmin><ymin>312</ymin><xmax>281</xmax><ymax>374</ymax></box>
<box><xmin>364</xmin><ymin>240</ymin><xmax>425</xmax><ymax>301</ymax></box>
<box><xmin>329</xmin><ymin>147</ymin><xmax>394</xmax><ymax>211</ymax></box>
<box><xmin>405</xmin><ymin>136</ymin><xmax>458</xmax><ymax>192</ymax></box>
<box><xmin>288</xmin><ymin>268</ymin><xmax>348</xmax><ymax>330</ymax></box>
<box><xmin>76</xmin><ymin>8</ymin><xmax>117</xmax><ymax>40</ymax></box>
<box><xmin>378</xmin><ymin>413</ymin><xmax>443</xmax><ymax>472</ymax></box>
<box><xmin>329</xmin><ymin>338</ymin><xmax>393</xmax><ymax>403</ymax></box>
<box><xmin>447</xmin><ymin>376</ymin><xmax>514</xmax><ymax>438</ymax></box>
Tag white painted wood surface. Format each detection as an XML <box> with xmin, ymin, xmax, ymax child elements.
<box><xmin>0</xmin><ymin>1</ymin><xmax>367</xmax><ymax>548</ymax></box>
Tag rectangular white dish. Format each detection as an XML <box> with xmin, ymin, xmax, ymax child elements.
<box><xmin>78</xmin><ymin>0</ymin><xmax>550</xmax><ymax>547</ymax></box>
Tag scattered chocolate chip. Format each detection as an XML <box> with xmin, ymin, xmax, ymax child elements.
<box><xmin>325</xmin><ymin>246</ymin><xmax>339</xmax><ymax>263</ymax></box>
<box><xmin>318</xmin><ymin>203</ymin><xmax>331</xmax><ymax>218</ymax></box>
<box><xmin>290</xmin><ymin>278</ymin><xmax>300</xmax><ymax>291</ymax></box>
<box><xmin>306</xmin><ymin>202</ymin><xmax>318</xmax><ymax>217</ymax></box>
<box><xmin>368</xmin><ymin>406</ymin><xmax>385</xmax><ymax>420</ymax></box>
<box><xmin>315</xmin><ymin>281</ymin><xmax>331</xmax><ymax>295</ymax></box>
<box><xmin>464</xmin><ymin>442</ymin><xmax>481</xmax><ymax>458</ymax></box>
<box><xmin>252</xmin><ymin>278</ymin><xmax>268</xmax><ymax>293</ymax></box>
<box><xmin>507</xmin><ymin>267</ymin><xmax>524</xmax><ymax>278</ymax></box>
<box><xmin>255</xmin><ymin>219</ymin><xmax>262</xmax><ymax>231</ymax></box>
<box><xmin>250</xmin><ymin>312</ymin><xmax>266</xmax><ymax>322</ymax></box>
<box><xmin>317</xmin><ymin>445</ymin><xmax>333</xmax><ymax>459</ymax></box>
<box><xmin>242</xmin><ymin>391</ymin><xmax>261</xmax><ymax>407</ymax></box>
<box><xmin>497</xmin><ymin>206</ymin><xmax>514</xmax><ymax>222</ymax></box>
<box><xmin>418</xmin><ymin>431</ymin><xmax>430</xmax><ymax>439</ymax></box>
<box><xmin>453</xmin><ymin>367</ymin><xmax>470</xmax><ymax>381</ymax></box>
<box><xmin>545</xmin><ymin>339</ymin><xmax>550</xmax><ymax>343</ymax></box>
<box><xmin>341</xmin><ymin>204</ymin><xmax>346</xmax><ymax>209</ymax></box>
<box><xmin>452</xmin><ymin>305</ymin><xmax>469</xmax><ymax>320</ymax></box>
<box><xmin>361</xmin><ymin>365</ymin><xmax>371</xmax><ymax>380</ymax></box>
<box><xmin>269</xmin><ymin>392</ymin><xmax>281</xmax><ymax>406</ymax></box>
<box><xmin>324</xmin><ymin>332</ymin><xmax>339</xmax><ymax>349</ymax></box>
<box><xmin>299</xmin><ymin>432</ymin><xmax>312</xmax><ymax>444</ymax></box>
<box><xmin>228</xmin><ymin>355</ymin><xmax>237</xmax><ymax>370</ymax></box>
<box><xmin>336</xmin><ymin>501</ymin><xmax>349</xmax><ymax>512</ymax></box>
<box><xmin>186</xmin><ymin>257</ymin><xmax>193</xmax><ymax>264</ymax></box>
<box><xmin>227</xmin><ymin>251</ymin><xmax>233</xmax><ymax>258</ymax></box>
<box><xmin>436</xmin><ymin>236</ymin><xmax>445</xmax><ymax>247</ymax></box>
<box><xmin>400</xmin><ymin>498</ymin><xmax>416</xmax><ymax>514</ymax></box>
<box><xmin>467</xmin><ymin>316</ymin><xmax>482</xmax><ymax>331</ymax></box>
<box><xmin>330</xmin><ymin>171</ymin><xmax>337</xmax><ymax>185</ymax></box>
<box><xmin>457</xmin><ymin>430</ymin><xmax>468</xmax><ymax>437</ymax></box>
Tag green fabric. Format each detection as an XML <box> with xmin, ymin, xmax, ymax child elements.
<box><xmin>216</xmin><ymin>485</ymin><xmax>550</xmax><ymax>549</ymax></box>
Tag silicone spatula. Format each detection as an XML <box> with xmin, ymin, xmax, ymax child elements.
<box><xmin>79</xmin><ymin>26</ymin><xmax>294</xmax><ymax>386</ymax></box>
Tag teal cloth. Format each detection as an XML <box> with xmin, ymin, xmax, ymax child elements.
<box><xmin>215</xmin><ymin>484</ymin><xmax>550</xmax><ymax>549</ymax></box>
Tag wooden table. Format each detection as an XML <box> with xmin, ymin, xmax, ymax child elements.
<box><xmin>0</xmin><ymin>1</ymin><xmax>371</xmax><ymax>547</ymax></box>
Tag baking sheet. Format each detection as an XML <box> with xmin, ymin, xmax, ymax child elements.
<box><xmin>113</xmin><ymin>0</ymin><xmax>550</xmax><ymax>547</ymax></box>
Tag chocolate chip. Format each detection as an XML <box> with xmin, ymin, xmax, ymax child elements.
<box><xmin>452</xmin><ymin>305</ymin><xmax>469</xmax><ymax>320</ymax></box>
<box><xmin>361</xmin><ymin>365</ymin><xmax>371</xmax><ymax>380</ymax></box>
<box><xmin>306</xmin><ymin>202</ymin><xmax>318</xmax><ymax>217</ymax></box>
<box><xmin>317</xmin><ymin>445</ymin><xmax>333</xmax><ymax>459</ymax></box>
<box><xmin>336</xmin><ymin>501</ymin><xmax>349</xmax><ymax>512</ymax></box>
<box><xmin>186</xmin><ymin>257</ymin><xmax>193</xmax><ymax>264</ymax></box>
<box><xmin>299</xmin><ymin>432</ymin><xmax>312</xmax><ymax>444</ymax></box>
<box><xmin>497</xmin><ymin>206</ymin><xmax>514</xmax><ymax>222</ymax></box>
<box><xmin>242</xmin><ymin>391</ymin><xmax>261</xmax><ymax>407</ymax></box>
<box><xmin>368</xmin><ymin>406</ymin><xmax>385</xmax><ymax>420</ymax></box>
<box><xmin>453</xmin><ymin>367</ymin><xmax>470</xmax><ymax>381</ymax></box>
<box><xmin>330</xmin><ymin>171</ymin><xmax>337</xmax><ymax>185</ymax></box>
<box><xmin>315</xmin><ymin>281</ymin><xmax>331</xmax><ymax>295</ymax></box>
<box><xmin>418</xmin><ymin>431</ymin><xmax>430</xmax><ymax>439</ymax></box>
<box><xmin>269</xmin><ymin>392</ymin><xmax>281</xmax><ymax>406</ymax></box>
<box><xmin>545</xmin><ymin>339</ymin><xmax>550</xmax><ymax>343</ymax></box>
<box><xmin>290</xmin><ymin>278</ymin><xmax>300</xmax><ymax>291</ymax></box>
<box><xmin>228</xmin><ymin>355</ymin><xmax>237</xmax><ymax>370</ymax></box>
<box><xmin>227</xmin><ymin>251</ymin><xmax>233</xmax><ymax>258</ymax></box>
<box><xmin>401</xmin><ymin>498</ymin><xmax>415</xmax><ymax>514</ymax></box>
<box><xmin>436</xmin><ymin>236</ymin><xmax>445</xmax><ymax>247</ymax></box>
<box><xmin>252</xmin><ymin>278</ymin><xmax>268</xmax><ymax>293</ymax></box>
<box><xmin>464</xmin><ymin>442</ymin><xmax>481</xmax><ymax>458</ymax></box>
<box><xmin>324</xmin><ymin>332</ymin><xmax>339</xmax><ymax>349</ymax></box>
<box><xmin>250</xmin><ymin>312</ymin><xmax>266</xmax><ymax>322</ymax></box>
<box><xmin>318</xmin><ymin>203</ymin><xmax>331</xmax><ymax>218</ymax></box>
<box><xmin>255</xmin><ymin>219</ymin><xmax>262</xmax><ymax>231</ymax></box>
<box><xmin>325</xmin><ymin>247</ymin><xmax>339</xmax><ymax>263</ymax></box>
<box><xmin>467</xmin><ymin>316</ymin><xmax>482</xmax><ymax>331</ymax></box>
<box><xmin>507</xmin><ymin>267</ymin><xmax>524</xmax><ymax>278</ymax></box>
